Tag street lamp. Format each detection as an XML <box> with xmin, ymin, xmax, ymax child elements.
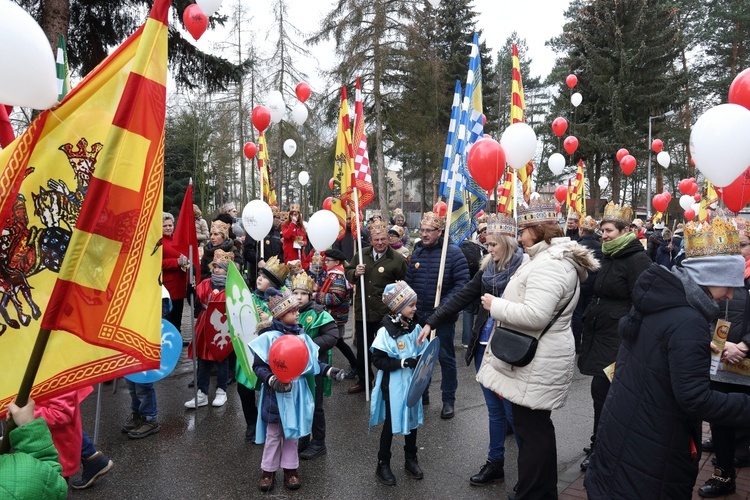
<box><xmin>646</xmin><ymin>109</ymin><xmax>676</xmax><ymax>218</ymax></box>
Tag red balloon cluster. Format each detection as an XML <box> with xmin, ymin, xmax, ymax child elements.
<box><xmin>243</xmin><ymin>142</ymin><xmax>257</xmax><ymax>159</ymax></box>
<box><xmin>296</xmin><ymin>82</ymin><xmax>311</xmax><ymax>103</ymax></box>
<box><xmin>716</xmin><ymin>167</ymin><xmax>750</xmax><ymax>212</ymax></box>
<box><xmin>566</xmin><ymin>74</ymin><xmax>578</xmax><ymax>89</ymax></box>
<box><xmin>651</xmin><ymin>139</ymin><xmax>663</xmax><ymax>153</ymax></box>
<box><xmin>268</xmin><ymin>335</ymin><xmax>309</xmax><ymax>383</ymax></box>
<box><xmin>684</xmin><ymin>208</ymin><xmax>696</xmax><ymax>221</ymax></box>
<box><xmin>252</xmin><ymin>105</ymin><xmax>271</xmax><ymax>132</ymax></box>
<box><xmin>433</xmin><ymin>201</ymin><xmax>448</xmax><ymax>217</ymax></box>
<box><xmin>620</xmin><ymin>155</ymin><xmax>636</xmax><ymax>176</ymax></box>
<box><xmin>616</xmin><ymin>148</ymin><xmax>629</xmax><ymax>162</ymax></box>
<box><xmin>563</xmin><ymin>136</ymin><xmax>579</xmax><ymax>155</ymax></box>
<box><xmin>467</xmin><ymin>138</ymin><xmax>505</xmax><ymax>191</ymax></box>
<box><xmin>729</xmin><ymin>68</ymin><xmax>750</xmax><ymax>111</ymax></box>
<box><xmin>551</xmin><ymin>117</ymin><xmax>568</xmax><ymax>137</ymax></box>
<box><xmin>678</xmin><ymin>178</ymin><xmax>699</xmax><ymax>196</ymax></box>
<box><xmin>183</xmin><ymin>4</ymin><xmax>208</xmax><ymax>41</ymax></box>
<box><xmin>554</xmin><ymin>185</ymin><xmax>568</xmax><ymax>203</ymax></box>
<box><xmin>652</xmin><ymin>193</ymin><xmax>669</xmax><ymax>213</ymax></box>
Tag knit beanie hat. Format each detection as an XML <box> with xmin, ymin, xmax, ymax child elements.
<box><xmin>267</xmin><ymin>288</ymin><xmax>299</xmax><ymax>319</ymax></box>
<box><xmin>382</xmin><ymin>281</ymin><xmax>417</xmax><ymax>314</ymax></box>
<box><xmin>681</xmin><ymin>255</ymin><xmax>745</xmax><ymax>288</ymax></box>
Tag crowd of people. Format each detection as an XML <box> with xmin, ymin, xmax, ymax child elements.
<box><xmin>4</xmin><ymin>198</ymin><xmax>750</xmax><ymax>500</ymax></box>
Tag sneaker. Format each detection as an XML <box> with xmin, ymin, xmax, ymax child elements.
<box><xmin>300</xmin><ymin>442</ymin><xmax>327</xmax><ymax>460</ymax></box>
<box><xmin>127</xmin><ymin>419</ymin><xmax>160</xmax><ymax>439</ymax></box>
<box><xmin>184</xmin><ymin>390</ymin><xmax>208</xmax><ymax>408</ymax></box>
<box><xmin>343</xmin><ymin>367</ymin><xmax>356</xmax><ymax>379</ymax></box>
<box><xmin>698</xmin><ymin>468</ymin><xmax>736</xmax><ymax>497</ymax></box>
<box><xmin>212</xmin><ymin>388</ymin><xmax>227</xmax><ymax>407</ymax></box>
<box><xmin>70</xmin><ymin>451</ymin><xmax>114</xmax><ymax>490</ymax></box>
<box><xmin>121</xmin><ymin>411</ymin><xmax>141</xmax><ymax>434</ymax></box>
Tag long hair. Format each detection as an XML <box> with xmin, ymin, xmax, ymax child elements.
<box><xmin>526</xmin><ymin>223</ymin><xmax>564</xmax><ymax>245</ymax></box>
<box><xmin>482</xmin><ymin>234</ymin><xmax>518</xmax><ymax>271</ymax></box>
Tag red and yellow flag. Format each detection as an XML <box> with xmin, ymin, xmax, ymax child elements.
<box><xmin>570</xmin><ymin>160</ymin><xmax>586</xmax><ymax>216</ymax></box>
<box><xmin>511</xmin><ymin>44</ymin><xmax>533</xmax><ymax>203</ymax></box>
<box><xmin>257</xmin><ymin>132</ymin><xmax>277</xmax><ymax>206</ymax></box>
<box><xmin>172</xmin><ymin>180</ymin><xmax>199</xmax><ymax>286</ymax></box>
<box><xmin>331</xmin><ymin>86</ymin><xmax>355</xmax><ymax>238</ymax></box>
<box><xmin>496</xmin><ymin>169</ymin><xmax>514</xmax><ymax>215</ymax></box>
<box><xmin>0</xmin><ymin>0</ymin><xmax>169</xmax><ymax>415</ymax></box>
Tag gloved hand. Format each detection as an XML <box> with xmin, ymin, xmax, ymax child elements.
<box><xmin>326</xmin><ymin>367</ymin><xmax>346</xmax><ymax>381</ymax></box>
<box><xmin>268</xmin><ymin>375</ymin><xmax>292</xmax><ymax>393</ymax></box>
<box><xmin>402</xmin><ymin>358</ymin><xmax>419</xmax><ymax>369</ymax></box>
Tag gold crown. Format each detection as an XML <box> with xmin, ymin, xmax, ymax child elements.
<box><xmin>210</xmin><ymin>220</ymin><xmax>230</xmax><ymax>238</ymax></box>
<box><xmin>289</xmin><ymin>203</ymin><xmax>300</xmax><ymax>213</ymax></box>
<box><xmin>735</xmin><ymin>217</ymin><xmax>747</xmax><ymax>237</ymax></box>
<box><xmin>291</xmin><ymin>272</ymin><xmax>315</xmax><ymax>292</ymax></box>
<box><xmin>369</xmin><ymin>220</ymin><xmax>388</xmax><ymax>235</ymax></box>
<box><xmin>262</xmin><ymin>255</ymin><xmax>289</xmax><ymax>283</ymax></box>
<box><xmin>392</xmin><ymin>208</ymin><xmax>404</xmax><ymax>218</ymax></box>
<box><xmin>271</xmin><ymin>205</ymin><xmax>280</xmax><ymax>215</ymax></box>
<box><xmin>486</xmin><ymin>214</ymin><xmax>517</xmax><ymax>237</ymax></box>
<box><xmin>268</xmin><ymin>290</ymin><xmax>299</xmax><ymax>319</ymax></box>
<box><xmin>287</xmin><ymin>259</ymin><xmax>304</xmax><ymax>275</ymax></box>
<box><xmin>388</xmin><ymin>225</ymin><xmax>404</xmax><ymax>238</ymax></box>
<box><xmin>684</xmin><ymin>216</ymin><xmax>740</xmax><ymax>258</ymax></box>
<box><xmin>421</xmin><ymin>211</ymin><xmax>444</xmax><ymax>230</ymax></box>
<box><xmin>601</xmin><ymin>202</ymin><xmax>634</xmax><ymax>225</ymax></box>
<box><xmin>517</xmin><ymin>203</ymin><xmax>557</xmax><ymax>229</ymax></box>
<box><xmin>59</xmin><ymin>138</ymin><xmax>103</xmax><ymax>161</ymax></box>
<box><xmin>310</xmin><ymin>253</ymin><xmax>323</xmax><ymax>265</ymax></box>
<box><xmin>212</xmin><ymin>249</ymin><xmax>233</xmax><ymax>266</ymax></box>
<box><xmin>580</xmin><ymin>216</ymin><xmax>598</xmax><ymax>232</ymax></box>
<box><xmin>280</xmin><ymin>211</ymin><xmax>290</xmax><ymax>223</ymax></box>
<box><xmin>567</xmin><ymin>212</ymin><xmax>580</xmax><ymax>221</ymax></box>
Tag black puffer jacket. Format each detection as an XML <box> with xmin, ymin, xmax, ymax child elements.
<box><xmin>584</xmin><ymin>265</ymin><xmax>750</xmax><ymax>499</ymax></box>
<box><xmin>578</xmin><ymin>237</ymin><xmax>652</xmax><ymax>376</ymax></box>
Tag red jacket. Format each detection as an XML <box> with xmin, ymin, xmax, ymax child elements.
<box><xmin>281</xmin><ymin>221</ymin><xmax>310</xmax><ymax>269</ymax></box>
<box><xmin>190</xmin><ymin>279</ymin><xmax>227</xmax><ymax>361</ymax></box>
<box><xmin>162</xmin><ymin>234</ymin><xmax>188</xmax><ymax>300</ymax></box>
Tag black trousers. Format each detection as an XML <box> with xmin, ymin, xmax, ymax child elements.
<box><xmin>355</xmin><ymin>320</ymin><xmax>381</xmax><ymax>384</ymax></box>
<box><xmin>311</xmin><ymin>374</ymin><xmax>325</xmax><ymax>444</ymax></box>
<box><xmin>335</xmin><ymin>324</ymin><xmax>358</xmax><ymax>368</ymax></box>
<box><xmin>710</xmin><ymin>381</ymin><xmax>750</xmax><ymax>476</ymax></box>
<box><xmin>378</xmin><ymin>399</ymin><xmax>418</xmax><ymax>461</ymax></box>
<box><xmin>591</xmin><ymin>375</ymin><xmax>611</xmax><ymax>443</ymax></box>
<box><xmin>237</xmin><ymin>383</ymin><xmax>257</xmax><ymax>429</ymax></box>
<box><xmin>512</xmin><ymin>402</ymin><xmax>558</xmax><ymax>500</ymax></box>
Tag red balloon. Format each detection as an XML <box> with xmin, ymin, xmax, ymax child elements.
<box><xmin>688</xmin><ymin>182</ymin><xmax>699</xmax><ymax>196</ymax></box>
<box><xmin>268</xmin><ymin>335</ymin><xmax>309</xmax><ymax>383</ymax></box>
<box><xmin>620</xmin><ymin>155</ymin><xmax>636</xmax><ymax>176</ymax></box>
<box><xmin>563</xmin><ymin>136</ymin><xmax>579</xmax><ymax>155</ymax></box>
<box><xmin>483</xmin><ymin>133</ymin><xmax>491</xmax><ymax>139</ymax></box>
<box><xmin>690</xmin><ymin>157</ymin><xmax>696</xmax><ymax>166</ymax></box>
<box><xmin>555</xmin><ymin>203</ymin><xmax>561</xmax><ymax>214</ymax></box>
<box><xmin>694</xmin><ymin>194</ymin><xmax>701</xmax><ymax>202</ymax></box>
<box><xmin>566</xmin><ymin>74</ymin><xmax>578</xmax><ymax>89</ymax></box>
<box><xmin>433</xmin><ymin>201</ymin><xmax>447</xmax><ymax>217</ymax></box>
<box><xmin>554</xmin><ymin>185</ymin><xmax>568</xmax><ymax>203</ymax></box>
<box><xmin>467</xmin><ymin>138</ymin><xmax>505</xmax><ymax>191</ymax></box>
<box><xmin>684</xmin><ymin>208</ymin><xmax>696</xmax><ymax>221</ymax></box>
<box><xmin>295</xmin><ymin>82</ymin><xmax>312</xmax><ymax>103</ymax></box>
<box><xmin>728</xmin><ymin>68</ymin><xmax>750</xmax><ymax>111</ymax></box>
<box><xmin>476</xmin><ymin>209</ymin><xmax>485</xmax><ymax>218</ymax></box>
<box><xmin>662</xmin><ymin>191</ymin><xmax>672</xmax><ymax>203</ymax></box>
<box><xmin>481</xmin><ymin>114</ymin><xmax>487</xmax><ymax>126</ymax></box>
<box><xmin>616</xmin><ymin>148</ymin><xmax>629</xmax><ymax>162</ymax></box>
<box><xmin>652</xmin><ymin>139</ymin><xmax>663</xmax><ymax>153</ymax></box>
<box><xmin>551</xmin><ymin>117</ymin><xmax>568</xmax><ymax>138</ymax></box>
<box><xmin>251</xmin><ymin>105</ymin><xmax>271</xmax><ymax>133</ymax></box>
<box><xmin>716</xmin><ymin>167</ymin><xmax>750</xmax><ymax>212</ymax></box>
<box><xmin>678</xmin><ymin>179</ymin><xmax>691</xmax><ymax>195</ymax></box>
<box><xmin>328</xmin><ymin>177</ymin><xmax>334</xmax><ymax>190</ymax></box>
<box><xmin>243</xmin><ymin>142</ymin><xmax>257</xmax><ymax>159</ymax></box>
<box><xmin>183</xmin><ymin>4</ymin><xmax>208</xmax><ymax>41</ymax></box>
<box><xmin>652</xmin><ymin>194</ymin><xmax>668</xmax><ymax>213</ymax></box>
<box><xmin>322</xmin><ymin>197</ymin><xmax>333</xmax><ymax>211</ymax></box>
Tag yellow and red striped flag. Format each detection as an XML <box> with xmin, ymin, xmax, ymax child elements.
<box><xmin>496</xmin><ymin>169</ymin><xmax>514</xmax><ymax>215</ymax></box>
<box><xmin>257</xmin><ymin>132</ymin><xmax>277</xmax><ymax>206</ymax></box>
<box><xmin>511</xmin><ymin>44</ymin><xmax>533</xmax><ymax>203</ymax></box>
<box><xmin>331</xmin><ymin>86</ymin><xmax>355</xmax><ymax>239</ymax></box>
<box><xmin>0</xmin><ymin>0</ymin><xmax>169</xmax><ymax>415</ymax></box>
<box><xmin>570</xmin><ymin>160</ymin><xmax>586</xmax><ymax>216</ymax></box>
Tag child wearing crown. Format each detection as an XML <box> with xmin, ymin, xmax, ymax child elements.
<box><xmin>185</xmin><ymin>249</ymin><xmax>233</xmax><ymax>409</ymax></box>
<box><xmin>249</xmin><ymin>289</ymin><xmax>345</xmax><ymax>492</ymax></box>
<box><xmin>370</xmin><ymin>281</ymin><xmax>428</xmax><ymax>486</ymax></box>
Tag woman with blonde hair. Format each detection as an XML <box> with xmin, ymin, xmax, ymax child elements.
<box><xmin>418</xmin><ymin>214</ymin><xmax>525</xmax><ymax>487</ymax></box>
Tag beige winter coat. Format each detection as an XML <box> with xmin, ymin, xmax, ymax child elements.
<box><xmin>476</xmin><ymin>237</ymin><xmax>599</xmax><ymax>410</ymax></box>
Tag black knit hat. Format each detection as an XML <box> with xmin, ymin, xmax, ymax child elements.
<box><xmin>324</xmin><ymin>248</ymin><xmax>346</xmax><ymax>263</ymax></box>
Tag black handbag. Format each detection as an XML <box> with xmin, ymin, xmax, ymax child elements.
<box><xmin>489</xmin><ymin>293</ymin><xmax>575</xmax><ymax>367</ymax></box>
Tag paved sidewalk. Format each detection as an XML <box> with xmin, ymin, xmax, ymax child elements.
<box><xmin>559</xmin><ymin>423</ymin><xmax>750</xmax><ymax>499</ymax></box>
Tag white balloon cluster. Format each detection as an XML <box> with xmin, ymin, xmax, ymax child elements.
<box><xmin>267</xmin><ymin>90</ymin><xmax>286</xmax><ymax>124</ymax></box>
<box><xmin>679</xmin><ymin>194</ymin><xmax>694</xmax><ymax>210</ymax></box>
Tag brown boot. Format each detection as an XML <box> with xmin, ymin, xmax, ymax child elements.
<box><xmin>284</xmin><ymin>468</ymin><xmax>301</xmax><ymax>490</ymax></box>
<box><xmin>257</xmin><ymin>470</ymin><xmax>275</xmax><ymax>492</ymax></box>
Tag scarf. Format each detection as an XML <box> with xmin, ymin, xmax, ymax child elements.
<box><xmin>602</xmin><ymin>231</ymin><xmax>636</xmax><ymax>257</ymax></box>
<box><xmin>482</xmin><ymin>247</ymin><xmax>524</xmax><ymax>296</ymax></box>
<box><xmin>672</xmin><ymin>267</ymin><xmax>720</xmax><ymax>321</ymax></box>
<box><xmin>390</xmin><ymin>241</ymin><xmax>404</xmax><ymax>250</ymax></box>
<box><xmin>384</xmin><ymin>312</ymin><xmax>416</xmax><ymax>339</ymax></box>
<box><xmin>270</xmin><ymin>318</ymin><xmax>304</xmax><ymax>336</ymax></box>
<box><xmin>211</xmin><ymin>274</ymin><xmax>227</xmax><ymax>289</ymax></box>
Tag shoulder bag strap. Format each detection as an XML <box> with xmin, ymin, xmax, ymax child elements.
<box><xmin>537</xmin><ymin>285</ymin><xmax>578</xmax><ymax>340</ymax></box>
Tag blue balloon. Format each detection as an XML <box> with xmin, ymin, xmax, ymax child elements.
<box><xmin>125</xmin><ymin>319</ymin><xmax>182</xmax><ymax>384</ymax></box>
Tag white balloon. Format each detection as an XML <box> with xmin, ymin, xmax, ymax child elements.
<box><xmin>298</xmin><ymin>171</ymin><xmax>309</xmax><ymax>186</ymax></box>
<box><xmin>307</xmin><ymin>210</ymin><xmax>340</xmax><ymax>251</ymax></box>
<box><xmin>571</xmin><ymin>92</ymin><xmax>583</xmax><ymax>107</ymax></box>
<box><xmin>656</xmin><ymin>151</ymin><xmax>670</xmax><ymax>168</ymax></box>
<box><xmin>267</xmin><ymin>90</ymin><xmax>285</xmax><ymax>112</ymax></box>
<box><xmin>679</xmin><ymin>194</ymin><xmax>694</xmax><ymax>210</ymax></box>
<box><xmin>427</xmin><ymin>0</ymin><xmax>440</xmax><ymax>6</ymax></box>
<box><xmin>292</xmin><ymin>103</ymin><xmax>308</xmax><ymax>125</ymax></box>
<box><xmin>547</xmin><ymin>153</ymin><xmax>565</xmax><ymax>175</ymax></box>
<box><xmin>691</xmin><ymin>103</ymin><xmax>750</xmax><ymax>187</ymax></box>
<box><xmin>691</xmin><ymin>202</ymin><xmax>701</xmax><ymax>213</ymax></box>
<box><xmin>196</xmin><ymin>0</ymin><xmax>222</xmax><ymax>16</ymax></box>
<box><xmin>242</xmin><ymin>200</ymin><xmax>273</xmax><ymax>241</ymax></box>
<box><xmin>0</xmin><ymin>1</ymin><xmax>58</xmax><ymax>109</ymax></box>
<box><xmin>500</xmin><ymin>122</ymin><xmax>537</xmax><ymax>169</ymax></box>
<box><xmin>598</xmin><ymin>176</ymin><xmax>608</xmax><ymax>190</ymax></box>
<box><xmin>270</xmin><ymin>107</ymin><xmax>284</xmax><ymax>124</ymax></box>
<box><xmin>284</xmin><ymin>139</ymin><xmax>297</xmax><ymax>157</ymax></box>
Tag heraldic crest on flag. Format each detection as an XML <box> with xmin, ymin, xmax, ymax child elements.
<box><xmin>0</xmin><ymin>0</ymin><xmax>169</xmax><ymax>416</ymax></box>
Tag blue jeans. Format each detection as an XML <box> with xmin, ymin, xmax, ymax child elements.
<box><xmin>462</xmin><ymin>308</ymin><xmax>475</xmax><ymax>346</ymax></box>
<box><xmin>81</xmin><ymin>430</ymin><xmax>97</xmax><ymax>460</ymax></box>
<box><xmin>475</xmin><ymin>343</ymin><xmax>515</xmax><ymax>461</ymax></box>
<box><xmin>127</xmin><ymin>380</ymin><xmax>158</xmax><ymax>421</ymax></box>
<box><xmin>198</xmin><ymin>357</ymin><xmax>228</xmax><ymax>395</ymax></box>
<box><xmin>426</xmin><ymin>322</ymin><xmax>458</xmax><ymax>404</ymax></box>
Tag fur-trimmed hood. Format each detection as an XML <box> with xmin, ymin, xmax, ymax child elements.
<box><xmin>527</xmin><ymin>237</ymin><xmax>600</xmax><ymax>282</ymax></box>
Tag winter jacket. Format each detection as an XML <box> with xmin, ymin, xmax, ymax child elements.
<box><xmin>162</xmin><ymin>234</ymin><xmax>188</xmax><ymax>301</ymax></box>
<box><xmin>299</xmin><ymin>301</ymin><xmax>339</xmax><ymax>361</ymax></box>
<box><xmin>584</xmin><ymin>265</ymin><xmax>750</xmax><ymax>499</ymax></box>
<box><xmin>578</xmin><ymin>237</ymin><xmax>652</xmax><ymax>376</ymax></box>
<box><xmin>200</xmin><ymin>239</ymin><xmax>241</xmax><ymax>282</ymax></box>
<box><xmin>313</xmin><ymin>266</ymin><xmax>351</xmax><ymax>325</ymax></box>
<box><xmin>655</xmin><ymin>239</ymin><xmax>677</xmax><ymax>269</ymax></box>
<box><xmin>647</xmin><ymin>228</ymin><xmax>664</xmax><ymax>261</ymax></box>
<box><xmin>345</xmin><ymin>246</ymin><xmax>407</xmax><ymax>321</ymax></box>
<box><xmin>712</xmin><ymin>287</ymin><xmax>750</xmax><ymax>386</ymax></box>
<box><xmin>406</xmin><ymin>236</ymin><xmax>469</xmax><ymax>323</ymax></box>
<box><xmin>195</xmin><ymin>216</ymin><xmax>209</xmax><ymax>244</ymax></box>
<box><xmin>281</xmin><ymin>220</ymin><xmax>309</xmax><ymax>268</ymax></box>
<box><xmin>476</xmin><ymin>238</ymin><xmax>598</xmax><ymax>410</ymax></box>
<box><xmin>244</xmin><ymin>226</ymin><xmax>283</xmax><ymax>269</ymax></box>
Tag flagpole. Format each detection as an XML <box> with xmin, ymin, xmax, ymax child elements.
<box><xmin>433</xmin><ymin>156</ymin><xmax>461</xmax><ymax>339</ymax></box>
<box><xmin>352</xmin><ymin>187</ymin><xmax>371</xmax><ymax>401</ymax></box>
<box><xmin>189</xmin><ymin>244</ymin><xmax>198</xmax><ymax>407</ymax></box>
<box><xmin>259</xmin><ymin>133</ymin><xmax>265</xmax><ymax>261</ymax></box>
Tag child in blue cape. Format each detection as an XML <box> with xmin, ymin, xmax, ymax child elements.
<box><xmin>370</xmin><ymin>281</ymin><xmax>428</xmax><ymax>486</ymax></box>
<box><xmin>249</xmin><ymin>289</ymin><xmax>344</xmax><ymax>492</ymax></box>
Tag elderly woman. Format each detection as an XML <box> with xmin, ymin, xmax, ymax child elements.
<box><xmin>162</xmin><ymin>212</ymin><xmax>188</xmax><ymax>332</ymax></box>
<box><xmin>419</xmin><ymin>214</ymin><xmax>524</xmax><ymax>486</ymax></box>
<box><xmin>476</xmin><ymin>203</ymin><xmax>598</xmax><ymax>499</ymax></box>
<box><xmin>586</xmin><ymin>216</ymin><xmax>750</xmax><ymax>499</ymax></box>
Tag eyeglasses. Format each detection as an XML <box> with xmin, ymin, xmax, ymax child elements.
<box><xmin>324</xmin><ymin>258</ymin><xmax>337</xmax><ymax>262</ymax></box>
<box><xmin>419</xmin><ymin>228</ymin><xmax>438</xmax><ymax>234</ymax></box>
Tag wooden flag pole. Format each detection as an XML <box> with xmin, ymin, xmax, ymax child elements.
<box><xmin>352</xmin><ymin>187</ymin><xmax>371</xmax><ymax>401</ymax></box>
<box><xmin>433</xmin><ymin>155</ymin><xmax>461</xmax><ymax>340</ymax></box>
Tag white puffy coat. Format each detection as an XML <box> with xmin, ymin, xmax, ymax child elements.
<box><xmin>476</xmin><ymin>237</ymin><xmax>599</xmax><ymax>410</ymax></box>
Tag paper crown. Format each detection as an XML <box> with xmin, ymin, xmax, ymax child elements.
<box><xmin>280</xmin><ymin>211</ymin><xmax>290</xmax><ymax>223</ymax></box>
<box><xmin>268</xmin><ymin>290</ymin><xmax>299</xmax><ymax>319</ymax></box>
<box><xmin>567</xmin><ymin>212</ymin><xmax>580</xmax><ymax>221</ymax></box>
<box><xmin>421</xmin><ymin>211</ymin><xmax>444</xmax><ymax>230</ymax></box>
<box><xmin>287</xmin><ymin>259</ymin><xmax>304</xmax><ymax>275</ymax></box>
<box><xmin>289</xmin><ymin>203</ymin><xmax>300</xmax><ymax>213</ymax></box>
<box><xmin>580</xmin><ymin>216</ymin><xmax>598</xmax><ymax>232</ymax></box>
<box><xmin>212</xmin><ymin>249</ymin><xmax>233</xmax><ymax>268</ymax></box>
<box><xmin>388</xmin><ymin>225</ymin><xmax>404</xmax><ymax>238</ymax></box>
<box><xmin>261</xmin><ymin>255</ymin><xmax>289</xmax><ymax>286</ymax></box>
<box><xmin>310</xmin><ymin>253</ymin><xmax>323</xmax><ymax>265</ymax></box>
<box><xmin>210</xmin><ymin>220</ymin><xmax>230</xmax><ymax>238</ymax></box>
<box><xmin>369</xmin><ymin>220</ymin><xmax>388</xmax><ymax>235</ymax></box>
<box><xmin>684</xmin><ymin>216</ymin><xmax>741</xmax><ymax>258</ymax></box>
<box><xmin>517</xmin><ymin>203</ymin><xmax>557</xmax><ymax>229</ymax></box>
<box><xmin>382</xmin><ymin>281</ymin><xmax>417</xmax><ymax>314</ymax></box>
<box><xmin>369</xmin><ymin>210</ymin><xmax>382</xmax><ymax>220</ymax></box>
<box><xmin>486</xmin><ymin>214</ymin><xmax>517</xmax><ymax>237</ymax></box>
<box><xmin>291</xmin><ymin>272</ymin><xmax>315</xmax><ymax>292</ymax></box>
<box><xmin>735</xmin><ymin>217</ymin><xmax>747</xmax><ymax>237</ymax></box>
<box><xmin>271</xmin><ymin>205</ymin><xmax>280</xmax><ymax>215</ymax></box>
<box><xmin>601</xmin><ymin>202</ymin><xmax>634</xmax><ymax>225</ymax></box>
<box><xmin>392</xmin><ymin>208</ymin><xmax>404</xmax><ymax>218</ymax></box>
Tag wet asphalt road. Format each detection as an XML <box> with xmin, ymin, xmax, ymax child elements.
<box><xmin>73</xmin><ymin>312</ymin><xmax>593</xmax><ymax>500</ymax></box>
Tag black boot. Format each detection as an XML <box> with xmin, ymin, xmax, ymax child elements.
<box><xmin>376</xmin><ymin>460</ymin><xmax>396</xmax><ymax>486</ymax></box>
<box><xmin>470</xmin><ymin>459</ymin><xmax>505</xmax><ymax>486</ymax></box>
<box><xmin>405</xmin><ymin>454</ymin><xmax>424</xmax><ymax>480</ymax></box>
<box><xmin>698</xmin><ymin>468</ymin><xmax>736</xmax><ymax>498</ymax></box>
